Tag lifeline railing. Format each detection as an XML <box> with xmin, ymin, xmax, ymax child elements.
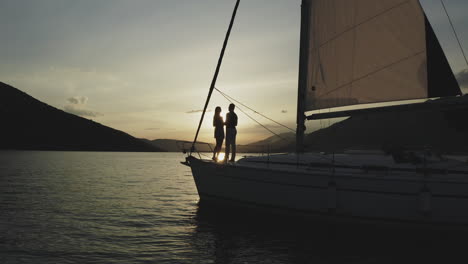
<box><xmin>178</xmin><ymin>140</ymin><xmax>286</xmax><ymax>165</ymax></box>
<box><xmin>177</xmin><ymin>141</ymin><xmax>213</xmax><ymax>159</ymax></box>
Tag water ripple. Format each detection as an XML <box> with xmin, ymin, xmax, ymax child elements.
<box><xmin>1</xmin><ymin>151</ymin><xmax>468</xmax><ymax>264</ymax></box>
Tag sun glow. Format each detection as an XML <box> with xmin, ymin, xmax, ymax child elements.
<box><xmin>217</xmin><ymin>153</ymin><xmax>225</xmax><ymax>162</ymax></box>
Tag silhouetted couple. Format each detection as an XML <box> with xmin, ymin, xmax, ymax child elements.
<box><xmin>212</xmin><ymin>103</ymin><xmax>238</xmax><ymax>162</ymax></box>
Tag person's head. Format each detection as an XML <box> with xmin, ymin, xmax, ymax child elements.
<box><xmin>228</xmin><ymin>103</ymin><xmax>235</xmax><ymax>112</ymax></box>
<box><xmin>215</xmin><ymin>106</ymin><xmax>222</xmax><ymax>115</ymax></box>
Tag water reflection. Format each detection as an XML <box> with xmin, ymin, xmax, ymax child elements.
<box><xmin>190</xmin><ymin>202</ymin><xmax>467</xmax><ymax>264</ymax></box>
<box><xmin>1</xmin><ymin>151</ymin><xmax>467</xmax><ymax>264</ymax></box>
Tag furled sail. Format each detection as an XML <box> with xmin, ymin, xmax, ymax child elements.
<box><xmin>303</xmin><ymin>0</ymin><xmax>461</xmax><ymax>111</ymax></box>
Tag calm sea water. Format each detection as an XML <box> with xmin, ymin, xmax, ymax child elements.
<box><xmin>1</xmin><ymin>151</ymin><xmax>467</xmax><ymax>264</ymax></box>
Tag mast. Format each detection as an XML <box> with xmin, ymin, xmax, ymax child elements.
<box><xmin>191</xmin><ymin>0</ymin><xmax>241</xmax><ymax>154</ymax></box>
<box><xmin>296</xmin><ymin>0</ymin><xmax>311</xmax><ymax>153</ymax></box>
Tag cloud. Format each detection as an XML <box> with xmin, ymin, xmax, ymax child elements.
<box><xmin>64</xmin><ymin>105</ymin><xmax>101</xmax><ymax>117</ymax></box>
<box><xmin>456</xmin><ymin>69</ymin><xmax>468</xmax><ymax>88</ymax></box>
<box><xmin>186</xmin><ymin>109</ymin><xmax>212</xmax><ymax>114</ymax></box>
<box><xmin>67</xmin><ymin>96</ymin><xmax>88</xmax><ymax>105</ymax></box>
<box><xmin>63</xmin><ymin>96</ymin><xmax>101</xmax><ymax>117</ymax></box>
<box><xmin>281</xmin><ymin>110</ymin><xmax>288</xmax><ymax>113</ymax></box>
<box><xmin>145</xmin><ymin>127</ymin><xmax>160</xmax><ymax>131</ymax></box>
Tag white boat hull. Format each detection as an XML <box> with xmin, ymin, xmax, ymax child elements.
<box><xmin>187</xmin><ymin>154</ymin><xmax>468</xmax><ymax>225</ymax></box>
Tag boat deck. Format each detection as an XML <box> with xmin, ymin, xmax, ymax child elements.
<box><xmin>199</xmin><ymin>152</ymin><xmax>468</xmax><ymax>181</ymax></box>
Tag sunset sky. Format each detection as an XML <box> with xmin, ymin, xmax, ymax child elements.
<box><xmin>1</xmin><ymin>0</ymin><xmax>467</xmax><ymax>144</ymax></box>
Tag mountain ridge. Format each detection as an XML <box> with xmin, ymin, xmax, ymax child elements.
<box><xmin>144</xmin><ymin>133</ymin><xmax>296</xmax><ymax>153</ymax></box>
<box><xmin>0</xmin><ymin>82</ymin><xmax>163</xmax><ymax>152</ymax></box>
<box><xmin>304</xmin><ymin>106</ymin><xmax>468</xmax><ymax>154</ymax></box>
<box><xmin>143</xmin><ymin>107</ymin><xmax>468</xmax><ymax>154</ymax></box>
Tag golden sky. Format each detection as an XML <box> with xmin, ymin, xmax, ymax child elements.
<box><xmin>1</xmin><ymin>0</ymin><xmax>467</xmax><ymax>144</ymax></box>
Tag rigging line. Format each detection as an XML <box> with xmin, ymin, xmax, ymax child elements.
<box><xmin>190</xmin><ymin>0</ymin><xmax>240</xmax><ymax>154</ymax></box>
<box><xmin>214</xmin><ymin>87</ymin><xmax>296</xmax><ymax>133</ymax></box>
<box><xmin>217</xmin><ymin>90</ymin><xmax>289</xmax><ymax>142</ymax></box>
<box><xmin>439</xmin><ymin>0</ymin><xmax>468</xmax><ymax>68</ymax></box>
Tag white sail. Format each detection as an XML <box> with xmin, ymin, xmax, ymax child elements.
<box><xmin>305</xmin><ymin>0</ymin><xmax>429</xmax><ymax>111</ymax></box>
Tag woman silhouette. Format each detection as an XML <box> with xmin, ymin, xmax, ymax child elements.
<box><xmin>212</xmin><ymin>106</ymin><xmax>225</xmax><ymax>161</ymax></box>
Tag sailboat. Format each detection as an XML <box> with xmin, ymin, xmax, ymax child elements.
<box><xmin>184</xmin><ymin>0</ymin><xmax>468</xmax><ymax>225</ymax></box>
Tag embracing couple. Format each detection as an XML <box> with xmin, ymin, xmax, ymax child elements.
<box><xmin>212</xmin><ymin>103</ymin><xmax>237</xmax><ymax>163</ymax></box>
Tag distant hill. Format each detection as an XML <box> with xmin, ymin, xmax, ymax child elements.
<box><xmin>145</xmin><ymin>133</ymin><xmax>296</xmax><ymax>153</ymax></box>
<box><xmin>196</xmin><ymin>105</ymin><xmax>468</xmax><ymax>154</ymax></box>
<box><xmin>240</xmin><ymin>132</ymin><xmax>295</xmax><ymax>153</ymax></box>
<box><xmin>146</xmin><ymin>139</ymin><xmax>213</xmax><ymax>152</ymax></box>
<box><xmin>304</xmin><ymin>106</ymin><xmax>468</xmax><ymax>154</ymax></box>
<box><xmin>0</xmin><ymin>82</ymin><xmax>163</xmax><ymax>152</ymax></box>
<box><xmin>145</xmin><ymin>105</ymin><xmax>468</xmax><ymax>155</ymax></box>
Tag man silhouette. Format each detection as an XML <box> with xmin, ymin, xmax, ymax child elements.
<box><xmin>225</xmin><ymin>103</ymin><xmax>238</xmax><ymax>162</ymax></box>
